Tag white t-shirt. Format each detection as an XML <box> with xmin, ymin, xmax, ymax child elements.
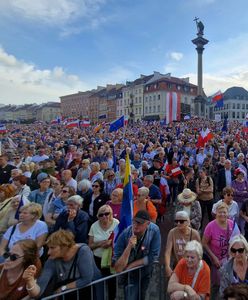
<box><xmin>212</xmin><ymin>199</ymin><xmax>239</xmax><ymax>221</ymax></box>
<box><xmin>4</xmin><ymin>220</ymin><xmax>48</xmax><ymax>256</ymax></box>
<box><xmin>89</xmin><ymin>218</ymin><xmax>119</xmax><ymax>257</ymax></box>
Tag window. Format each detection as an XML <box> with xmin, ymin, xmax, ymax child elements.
<box><xmin>135</xmin><ymin>108</ymin><xmax>138</xmax><ymax>114</ymax></box>
<box><xmin>246</xmin><ymin>104</ymin><xmax>248</xmax><ymax>109</ymax></box>
<box><xmin>237</xmin><ymin>103</ymin><xmax>240</xmax><ymax>109</ymax></box>
<box><xmin>139</xmin><ymin>107</ymin><xmax>141</xmax><ymax>114</ymax></box>
<box><xmin>124</xmin><ymin>100</ymin><xmax>126</xmax><ymax>105</ymax></box>
<box><xmin>153</xmin><ymin>95</ymin><xmax>156</xmax><ymax>101</ymax></box>
<box><xmin>149</xmin><ymin>106</ymin><xmax>151</xmax><ymax>113</ymax></box>
<box><xmin>233</xmin><ymin>103</ymin><xmax>235</xmax><ymax>109</ymax></box>
<box><xmin>237</xmin><ymin>112</ymin><xmax>240</xmax><ymax>119</ymax></box>
<box><xmin>158</xmin><ymin>94</ymin><xmax>160</xmax><ymax>100</ymax></box>
<box><xmin>232</xmin><ymin>111</ymin><xmax>235</xmax><ymax>118</ymax></box>
<box><xmin>242</xmin><ymin>104</ymin><xmax>245</xmax><ymax>109</ymax></box>
<box><xmin>139</xmin><ymin>97</ymin><xmax>142</xmax><ymax>103</ymax></box>
<box><xmin>145</xmin><ymin>107</ymin><xmax>148</xmax><ymax>113</ymax></box>
<box><xmin>242</xmin><ymin>112</ymin><xmax>245</xmax><ymax>118</ymax></box>
<box><xmin>158</xmin><ymin>105</ymin><xmax>160</xmax><ymax>112</ymax></box>
<box><xmin>153</xmin><ymin>106</ymin><xmax>156</xmax><ymax>112</ymax></box>
<box><xmin>139</xmin><ymin>89</ymin><xmax>141</xmax><ymax>94</ymax></box>
<box><xmin>135</xmin><ymin>97</ymin><xmax>138</xmax><ymax>104</ymax></box>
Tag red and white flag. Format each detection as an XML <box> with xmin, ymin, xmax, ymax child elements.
<box><xmin>81</xmin><ymin>120</ymin><xmax>90</xmax><ymax>127</ymax></box>
<box><xmin>196</xmin><ymin>128</ymin><xmax>214</xmax><ymax>148</ymax></box>
<box><xmin>165</xmin><ymin>92</ymin><xmax>181</xmax><ymax>124</ymax></box>
<box><xmin>66</xmin><ymin>120</ymin><xmax>79</xmax><ymax>128</ymax></box>
<box><xmin>0</xmin><ymin>124</ymin><xmax>7</xmax><ymax>134</ymax></box>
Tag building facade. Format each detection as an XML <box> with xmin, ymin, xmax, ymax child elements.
<box><xmin>35</xmin><ymin>102</ymin><xmax>61</xmax><ymax>122</ymax></box>
<box><xmin>207</xmin><ymin>87</ymin><xmax>248</xmax><ymax>122</ymax></box>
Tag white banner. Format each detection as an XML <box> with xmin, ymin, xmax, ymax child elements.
<box><xmin>215</xmin><ymin>114</ymin><xmax>221</xmax><ymax>122</ymax></box>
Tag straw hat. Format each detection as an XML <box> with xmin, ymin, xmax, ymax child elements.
<box><xmin>178</xmin><ymin>188</ymin><xmax>197</xmax><ymax>204</ymax></box>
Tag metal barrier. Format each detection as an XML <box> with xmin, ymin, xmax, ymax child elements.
<box><xmin>42</xmin><ymin>261</ymin><xmax>166</xmax><ymax>300</ymax></box>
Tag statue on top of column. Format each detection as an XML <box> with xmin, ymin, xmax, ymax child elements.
<box><xmin>194</xmin><ymin>17</ymin><xmax>204</xmax><ymax>36</ymax></box>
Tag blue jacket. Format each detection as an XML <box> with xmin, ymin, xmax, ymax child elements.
<box><xmin>113</xmin><ymin>222</ymin><xmax>161</xmax><ymax>273</ymax></box>
<box><xmin>53</xmin><ymin>209</ymin><xmax>89</xmax><ymax>243</ymax></box>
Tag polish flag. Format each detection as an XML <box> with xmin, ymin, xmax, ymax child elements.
<box><xmin>165</xmin><ymin>92</ymin><xmax>181</xmax><ymax>124</ymax></box>
<box><xmin>81</xmin><ymin>120</ymin><xmax>90</xmax><ymax>127</ymax></box>
<box><xmin>66</xmin><ymin>120</ymin><xmax>79</xmax><ymax>128</ymax></box>
<box><xmin>124</xmin><ymin>116</ymin><xmax>128</xmax><ymax>126</ymax></box>
<box><xmin>242</xmin><ymin>113</ymin><xmax>248</xmax><ymax>133</ymax></box>
<box><xmin>196</xmin><ymin>128</ymin><xmax>214</xmax><ymax>148</ymax></box>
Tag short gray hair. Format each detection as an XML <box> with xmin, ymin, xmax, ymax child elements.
<box><xmin>184</xmin><ymin>240</ymin><xmax>203</xmax><ymax>259</ymax></box>
<box><xmin>144</xmin><ymin>175</ymin><xmax>154</xmax><ymax>183</ymax></box>
<box><xmin>229</xmin><ymin>234</ymin><xmax>248</xmax><ymax>255</ymax></box>
<box><xmin>175</xmin><ymin>210</ymin><xmax>190</xmax><ymax>220</ymax></box>
<box><xmin>67</xmin><ymin>195</ymin><xmax>83</xmax><ymax>206</ymax></box>
<box><xmin>138</xmin><ymin>187</ymin><xmax>150</xmax><ymax>197</ymax></box>
<box><xmin>78</xmin><ymin>179</ymin><xmax>92</xmax><ymax>191</ymax></box>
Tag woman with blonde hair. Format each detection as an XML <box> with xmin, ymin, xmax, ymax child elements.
<box><xmin>0</xmin><ymin>203</ymin><xmax>48</xmax><ymax>258</ymax></box>
<box><xmin>107</xmin><ymin>188</ymin><xmax>123</xmax><ymax>220</ymax></box>
<box><xmin>0</xmin><ymin>184</ymin><xmax>17</xmax><ymax>228</ymax></box>
<box><xmin>202</xmin><ymin>202</ymin><xmax>240</xmax><ymax>299</ymax></box>
<box><xmin>89</xmin><ymin>205</ymin><xmax>119</xmax><ymax>275</ymax></box>
<box><xmin>220</xmin><ymin>234</ymin><xmax>248</xmax><ymax>297</ymax></box>
<box><xmin>23</xmin><ymin>229</ymin><xmax>101</xmax><ymax>298</ymax></box>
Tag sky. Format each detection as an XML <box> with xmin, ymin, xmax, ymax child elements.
<box><xmin>0</xmin><ymin>0</ymin><xmax>248</xmax><ymax>105</ymax></box>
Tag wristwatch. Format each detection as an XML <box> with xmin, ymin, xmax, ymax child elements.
<box><xmin>183</xmin><ymin>291</ymin><xmax>188</xmax><ymax>298</ymax></box>
<box><xmin>61</xmin><ymin>285</ymin><xmax>67</xmax><ymax>292</ymax></box>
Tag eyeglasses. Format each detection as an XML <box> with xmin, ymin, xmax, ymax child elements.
<box><xmin>230</xmin><ymin>247</ymin><xmax>245</xmax><ymax>254</ymax></box>
<box><xmin>226</xmin><ymin>193</ymin><xmax>233</xmax><ymax>197</ymax></box>
<box><xmin>3</xmin><ymin>252</ymin><xmax>24</xmax><ymax>261</ymax></box>
<box><xmin>62</xmin><ymin>190</ymin><xmax>69</xmax><ymax>193</ymax></box>
<box><xmin>98</xmin><ymin>212</ymin><xmax>110</xmax><ymax>218</ymax></box>
<box><xmin>175</xmin><ymin>220</ymin><xmax>187</xmax><ymax>224</ymax></box>
<box><xmin>137</xmin><ymin>194</ymin><xmax>144</xmax><ymax>197</ymax></box>
<box><xmin>92</xmin><ymin>185</ymin><xmax>100</xmax><ymax>188</ymax></box>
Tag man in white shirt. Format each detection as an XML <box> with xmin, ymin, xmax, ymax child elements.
<box><xmin>62</xmin><ymin>169</ymin><xmax>77</xmax><ymax>192</ymax></box>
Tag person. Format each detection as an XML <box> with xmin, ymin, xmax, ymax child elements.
<box><xmin>167</xmin><ymin>240</ymin><xmax>210</xmax><ymax>300</ymax></box>
<box><xmin>0</xmin><ymin>239</ymin><xmax>41</xmax><ymax>300</ymax></box>
<box><xmin>90</xmin><ymin>162</ymin><xmax>104</xmax><ymax>183</ymax></box>
<box><xmin>133</xmin><ymin>187</ymin><xmax>157</xmax><ymax>223</ymax></box>
<box><xmin>76</xmin><ymin>159</ymin><xmax>91</xmax><ymax>182</ymax></box>
<box><xmin>0</xmin><ymin>184</ymin><xmax>17</xmax><ymax>224</ymax></box>
<box><xmin>106</xmin><ymin>188</ymin><xmax>123</xmax><ymax>220</ymax></box>
<box><xmin>196</xmin><ymin>167</ymin><xmax>214</xmax><ymax>228</ymax></box>
<box><xmin>45</xmin><ymin>186</ymin><xmax>76</xmax><ymax>227</ymax></box>
<box><xmin>165</xmin><ymin>211</ymin><xmax>201</xmax><ymax>277</ymax></box>
<box><xmin>23</xmin><ymin>229</ymin><xmax>101</xmax><ymax>298</ymax></box>
<box><xmin>232</xmin><ymin>168</ymin><xmax>248</xmax><ymax>234</ymax></box>
<box><xmin>62</xmin><ymin>169</ymin><xmax>77</xmax><ymax>192</ymax></box>
<box><xmin>219</xmin><ymin>234</ymin><xmax>248</xmax><ymax>298</ymax></box>
<box><xmin>212</xmin><ymin>186</ymin><xmax>239</xmax><ymax>221</ymax></box>
<box><xmin>240</xmin><ymin>197</ymin><xmax>248</xmax><ymax>240</ymax></box>
<box><xmin>28</xmin><ymin>172</ymin><xmax>53</xmax><ymax>216</ymax></box>
<box><xmin>176</xmin><ymin>188</ymin><xmax>202</xmax><ymax>230</ymax></box>
<box><xmin>223</xmin><ymin>283</ymin><xmax>248</xmax><ymax>300</ymax></box>
<box><xmin>0</xmin><ymin>154</ymin><xmax>16</xmax><ymax>184</ymax></box>
<box><xmin>12</xmin><ymin>175</ymin><xmax>31</xmax><ymax>198</ymax></box>
<box><xmin>113</xmin><ymin>210</ymin><xmax>161</xmax><ymax>300</ymax></box>
<box><xmin>202</xmin><ymin>202</ymin><xmax>240</xmax><ymax>299</ymax></box>
<box><xmin>143</xmin><ymin>175</ymin><xmax>162</xmax><ymax>205</ymax></box>
<box><xmin>104</xmin><ymin>168</ymin><xmax>119</xmax><ymax>197</ymax></box>
<box><xmin>0</xmin><ymin>203</ymin><xmax>48</xmax><ymax>258</ymax></box>
<box><xmin>89</xmin><ymin>205</ymin><xmax>119</xmax><ymax>277</ymax></box>
<box><xmin>0</xmin><ymin>195</ymin><xmax>29</xmax><ymax>236</ymax></box>
<box><xmin>216</xmin><ymin>160</ymin><xmax>234</xmax><ymax>196</ymax></box>
<box><xmin>53</xmin><ymin>195</ymin><xmax>89</xmax><ymax>243</ymax></box>
<box><xmin>83</xmin><ymin>179</ymin><xmax>108</xmax><ymax>224</ymax></box>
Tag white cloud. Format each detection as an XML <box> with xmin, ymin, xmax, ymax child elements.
<box><xmin>0</xmin><ymin>0</ymin><xmax>107</xmax><ymax>34</ymax></box>
<box><xmin>0</xmin><ymin>47</ymin><xmax>91</xmax><ymax>104</ymax></box>
<box><xmin>169</xmin><ymin>52</ymin><xmax>183</xmax><ymax>61</ymax></box>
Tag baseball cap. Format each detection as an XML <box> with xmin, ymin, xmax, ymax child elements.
<box><xmin>133</xmin><ymin>210</ymin><xmax>150</xmax><ymax>224</ymax></box>
<box><xmin>37</xmin><ymin>172</ymin><xmax>49</xmax><ymax>183</ymax></box>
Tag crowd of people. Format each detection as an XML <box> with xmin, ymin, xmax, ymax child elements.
<box><xmin>0</xmin><ymin>118</ymin><xmax>248</xmax><ymax>299</ymax></box>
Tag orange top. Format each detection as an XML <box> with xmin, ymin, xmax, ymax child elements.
<box><xmin>174</xmin><ymin>258</ymin><xmax>210</xmax><ymax>299</ymax></box>
<box><xmin>133</xmin><ymin>200</ymin><xmax>157</xmax><ymax>221</ymax></box>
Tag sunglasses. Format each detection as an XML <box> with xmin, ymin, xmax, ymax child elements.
<box><xmin>92</xmin><ymin>185</ymin><xmax>100</xmax><ymax>188</ymax></box>
<box><xmin>3</xmin><ymin>252</ymin><xmax>24</xmax><ymax>261</ymax></box>
<box><xmin>175</xmin><ymin>220</ymin><xmax>187</xmax><ymax>224</ymax></box>
<box><xmin>62</xmin><ymin>190</ymin><xmax>69</xmax><ymax>193</ymax></box>
<box><xmin>230</xmin><ymin>247</ymin><xmax>245</xmax><ymax>254</ymax></box>
<box><xmin>227</xmin><ymin>193</ymin><xmax>233</xmax><ymax>197</ymax></box>
<box><xmin>98</xmin><ymin>212</ymin><xmax>110</xmax><ymax>218</ymax></box>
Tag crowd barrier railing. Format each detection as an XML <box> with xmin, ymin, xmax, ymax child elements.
<box><xmin>42</xmin><ymin>261</ymin><xmax>166</xmax><ymax>300</ymax></box>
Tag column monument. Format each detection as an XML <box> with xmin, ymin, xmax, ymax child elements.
<box><xmin>192</xmin><ymin>18</ymin><xmax>209</xmax><ymax>117</ymax></box>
